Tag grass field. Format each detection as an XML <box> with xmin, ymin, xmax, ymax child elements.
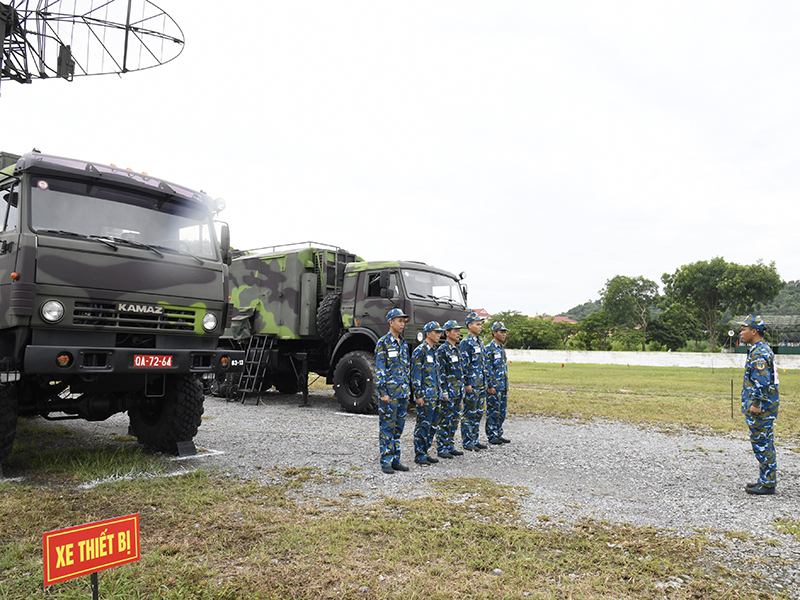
<box><xmin>1</xmin><ymin>363</ymin><xmax>797</xmax><ymax>599</ymax></box>
<box><xmin>508</xmin><ymin>362</ymin><xmax>799</xmax><ymax>446</ymax></box>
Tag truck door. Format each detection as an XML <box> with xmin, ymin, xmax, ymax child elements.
<box><xmin>0</xmin><ymin>182</ymin><xmax>20</xmax><ymax>329</ymax></box>
<box><xmin>354</xmin><ymin>270</ymin><xmax>402</xmax><ymax>334</ymax></box>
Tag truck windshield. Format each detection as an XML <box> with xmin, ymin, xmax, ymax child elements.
<box><xmin>401</xmin><ymin>269</ymin><xmax>466</xmax><ymax>307</ymax></box>
<box><xmin>28</xmin><ymin>176</ymin><xmax>218</xmax><ymax>260</ymax></box>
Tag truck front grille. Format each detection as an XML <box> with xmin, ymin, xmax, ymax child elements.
<box><xmin>73</xmin><ymin>302</ymin><xmax>196</xmax><ymax>331</ymax></box>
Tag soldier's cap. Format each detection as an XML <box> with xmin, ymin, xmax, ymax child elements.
<box><xmin>734</xmin><ymin>314</ymin><xmax>766</xmax><ymax>333</ymax></box>
<box><xmin>465</xmin><ymin>311</ymin><xmax>485</xmax><ymax>325</ymax></box>
<box><xmin>492</xmin><ymin>321</ymin><xmax>509</xmax><ymax>333</ymax></box>
<box><xmin>423</xmin><ymin>321</ymin><xmax>445</xmax><ymax>334</ymax></box>
<box><xmin>443</xmin><ymin>319</ymin><xmax>463</xmax><ymax>331</ymax></box>
<box><xmin>386</xmin><ymin>308</ymin><xmax>409</xmax><ymax>322</ymax></box>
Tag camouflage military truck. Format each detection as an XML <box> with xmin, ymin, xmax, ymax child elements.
<box><xmin>218</xmin><ymin>242</ymin><xmax>469</xmax><ymax>413</ymax></box>
<box><xmin>0</xmin><ymin>150</ymin><xmax>244</xmax><ymax>467</ymax></box>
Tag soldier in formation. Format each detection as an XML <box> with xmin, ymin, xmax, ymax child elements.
<box><xmin>411</xmin><ymin>321</ymin><xmax>445</xmax><ymax>465</ymax></box>
<box><xmin>375</xmin><ymin>309</ymin><xmax>511</xmax><ymax>472</ymax></box>
<box><xmin>459</xmin><ymin>312</ymin><xmax>493</xmax><ymax>451</ymax></box>
<box><xmin>375</xmin><ymin>308</ymin><xmax>411</xmax><ymax>474</ymax></box>
<box><xmin>436</xmin><ymin>319</ymin><xmax>466</xmax><ymax>459</ymax></box>
<box><xmin>485</xmin><ymin>321</ymin><xmax>511</xmax><ymax>445</ymax></box>
<box><xmin>736</xmin><ymin>314</ymin><xmax>780</xmax><ymax>495</ymax></box>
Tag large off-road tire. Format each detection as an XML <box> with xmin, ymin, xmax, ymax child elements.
<box><xmin>333</xmin><ymin>351</ymin><xmax>379</xmax><ymax>414</ymax></box>
<box><xmin>274</xmin><ymin>373</ymin><xmax>299</xmax><ymax>395</ymax></box>
<box><xmin>129</xmin><ymin>374</ymin><xmax>204</xmax><ymax>453</ymax></box>
<box><xmin>0</xmin><ymin>383</ymin><xmax>19</xmax><ymax>466</ymax></box>
<box><xmin>316</xmin><ymin>290</ymin><xmax>343</xmax><ymax>344</ymax></box>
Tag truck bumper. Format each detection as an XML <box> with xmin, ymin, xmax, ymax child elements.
<box><xmin>23</xmin><ymin>345</ymin><xmax>244</xmax><ymax>376</ymax></box>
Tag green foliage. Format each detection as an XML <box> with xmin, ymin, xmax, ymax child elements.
<box><xmin>600</xmin><ymin>275</ymin><xmax>658</xmax><ymax>351</ymax></box>
<box><xmin>573</xmin><ymin>311</ymin><xmax>614</xmax><ymax>350</ymax></box>
<box><xmin>608</xmin><ymin>326</ymin><xmax>645</xmax><ymax>351</ymax></box>
<box><xmin>756</xmin><ymin>280</ymin><xmax>800</xmax><ymax>315</ymax></box>
<box><xmin>662</xmin><ymin>258</ymin><xmax>783</xmax><ymax>351</ymax></box>
<box><xmin>484</xmin><ymin>311</ymin><xmax>575</xmax><ymax>350</ymax></box>
<box><xmin>646</xmin><ymin>304</ymin><xmax>701</xmax><ymax>352</ymax></box>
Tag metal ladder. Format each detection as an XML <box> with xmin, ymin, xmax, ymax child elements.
<box><xmin>239</xmin><ymin>335</ymin><xmax>273</xmax><ymax>403</ymax></box>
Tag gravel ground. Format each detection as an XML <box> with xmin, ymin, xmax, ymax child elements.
<box><xmin>14</xmin><ymin>387</ymin><xmax>800</xmax><ymax>596</ymax></box>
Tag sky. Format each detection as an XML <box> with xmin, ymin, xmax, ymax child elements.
<box><xmin>3</xmin><ymin>1</ymin><xmax>800</xmax><ymax>317</ymax></box>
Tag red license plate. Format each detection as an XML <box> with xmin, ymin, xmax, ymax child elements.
<box><xmin>133</xmin><ymin>354</ymin><xmax>173</xmax><ymax>368</ymax></box>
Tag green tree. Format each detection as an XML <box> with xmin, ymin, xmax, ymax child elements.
<box><xmin>517</xmin><ymin>317</ymin><xmax>560</xmax><ymax>349</ymax></box>
<box><xmin>554</xmin><ymin>320</ymin><xmax>578</xmax><ymax>350</ymax></box>
<box><xmin>662</xmin><ymin>258</ymin><xmax>783</xmax><ymax>351</ymax></box>
<box><xmin>600</xmin><ymin>275</ymin><xmax>658</xmax><ymax>351</ymax></box>
<box><xmin>646</xmin><ymin>303</ymin><xmax>699</xmax><ymax>351</ymax></box>
<box><xmin>573</xmin><ymin>311</ymin><xmax>613</xmax><ymax>351</ymax></box>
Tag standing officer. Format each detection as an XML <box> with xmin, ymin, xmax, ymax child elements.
<box><xmin>736</xmin><ymin>314</ymin><xmax>779</xmax><ymax>495</ymax></box>
<box><xmin>375</xmin><ymin>308</ymin><xmax>411</xmax><ymax>474</ymax></box>
<box><xmin>459</xmin><ymin>312</ymin><xmax>494</xmax><ymax>451</ymax></box>
<box><xmin>486</xmin><ymin>321</ymin><xmax>510</xmax><ymax>445</ymax></box>
<box><xmin>436</xmin><ymin>320</ymin><xmax>465</xmax><ymax>459</ymax></box>
<box><xmin>411</xmin><ymin>321</ymin><xmax>445</xmax><ymax>465</ymax></box>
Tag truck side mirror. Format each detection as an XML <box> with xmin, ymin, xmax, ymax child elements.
<box><xmin>219</xmin><ymin>222</ymin><xmax>231</xmax><ymax>266</ymax></box>
<box><xmin>380</xmin><ymin>288</ymin><xmax>395</xmax><ymax>299</ymax></box>
<box><xmin>379</xmin><ymin>270</ymin><xmax>390</xmax><ymax>288</ymax></box>
<box><xmin>461</xmin><ymin>284</ymin><xmax>468</xmax><ymax>303</ymax></box>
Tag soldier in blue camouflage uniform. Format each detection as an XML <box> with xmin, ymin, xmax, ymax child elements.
<box><xmin>375</xmin><ymin>308</ymin><xmax>411</xmax><ymax>474</ymax></box>
<box><xmin>459</xmin><ymin>312</ymin><xmax>494</xmax><ymax>451</ymax></box>
<box><xmin>436</xmin><ymin>320</ymin><xmax>465</xmax><ymax>458</ymax></box>
<box><xmin>485</xmin><ymin>321</ymin><xmax>510</xmax><ymax>445</ymax></box>
<box><xmin>736</xmin><ymin>315</ymin><xmax>780</xmax><ymax>495</ymax></box>
<box><xmin>412</xmin><ymin>321</ymin><xmax>445</xmax><ymax>465</ymax></box>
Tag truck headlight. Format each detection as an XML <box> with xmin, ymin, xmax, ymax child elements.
<box><xmin>41</xmin><ymin>300</ymin><xmax>65</xmax><ymax>323</ymax></box>
<box><xmin>202</xmin><ymin>313</ymin><xmax>218</xmax><ymax>332</ymax></box>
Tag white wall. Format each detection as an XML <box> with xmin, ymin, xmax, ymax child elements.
<box><xmin>506</xmin><ymin>349</ymin><xmax>800</xmax><ymax>370</ymax></box>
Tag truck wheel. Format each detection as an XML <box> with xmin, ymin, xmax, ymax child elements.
<box><xmin>274</xmin><ymin>374</ymin><xmax>299</xmax><ymax>395</ymax></box>
<box><xmin>129</xmin><ymin>374</ymin><xmax>204</xmax><ymax>453</ymax></box>
<box><xmin>0</xmin><ymin>383</ymin><xmax>19</xmax><ymax>466</ymax></box>
<box><xmin>316</xmin><ymin>290</ymin><xmax>343</xmax><ymax>344</ymax></box>
<box><xmin>333</xmin><ymin>351</ymin><xmax>379</xmax><ymax>414</ymax></box>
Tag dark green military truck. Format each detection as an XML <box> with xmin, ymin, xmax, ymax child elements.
<box><xmin>218</xmin><ymin>242</ymin><xmax>469</xmax><ymax>413</ymax></box>
<box><xmin>0</xmin><ymin>150</ymin><xmax>243</xmax><ymax>466</ymax></box>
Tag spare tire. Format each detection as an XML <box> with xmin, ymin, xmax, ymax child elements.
<box><xmin>316</xmin><ymin>290</ymin><xmax>343</xmax><ymax>344</ymax></box>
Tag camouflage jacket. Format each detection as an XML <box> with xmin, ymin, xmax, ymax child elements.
<box><xmin>411</xmin><ymin>341</ymin><xmax>441</xmax><ymax>401</ymax></box>
<box><xmin>437</xmin><ymin>341</ymin><xmax>465</xmax><ymax>398</ymax></box>
<box><xmin>375</xmin><ymin>333</ymin><xmax>410</xmax><ymax>399</ymax></box>
<box><xmin>459</xmin><ymin>334</ymin><xmax>490</xmax><ymax>389</ymax></box>
<box><xmin>741</xmin><ymin>339</ymin><xmax>779</xmax><ymax>415</ymax></box>
<box><xmin>485</xmin><ymin>340</ymin><xmax>508</xmax><ymax>391</ymax></box>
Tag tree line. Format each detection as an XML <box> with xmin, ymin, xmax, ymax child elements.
<box><xmin>491</xmin><ymin>257</ymin><xmax>784</xmax><ymax>352</ymax></box>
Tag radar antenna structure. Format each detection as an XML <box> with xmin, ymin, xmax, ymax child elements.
<box><xmin>0</xmin><ymin>0</ymin><xmax>184</xmax><ymax>91</ymax></box>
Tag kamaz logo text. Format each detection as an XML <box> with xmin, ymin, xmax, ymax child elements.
<box><xmin>117</xmin><ymin>303</ymin><xmax>164</xmax><ymax>315</ymax></box>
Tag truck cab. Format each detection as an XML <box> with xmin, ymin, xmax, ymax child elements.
<box><xmin>0</xmin><ymin>151</ymin><xmax>243</xmax><ymax>465</ymax></box>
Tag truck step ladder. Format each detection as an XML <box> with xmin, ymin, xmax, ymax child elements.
<box><xmin>239</xmin><ymin>335</ymin><xmax>273</xmax><ymax>403</ymax></box>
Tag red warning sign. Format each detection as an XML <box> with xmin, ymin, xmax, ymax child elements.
<box><xmin>43</xmin><ymin>513</ymin><xmax>140</xmax><ymax>586</ymax></box>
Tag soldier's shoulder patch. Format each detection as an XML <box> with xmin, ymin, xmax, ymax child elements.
<box><xmin>755</xmin><ymin>358</ymin><xmax>767</xmax><ymax>371</ymax></box>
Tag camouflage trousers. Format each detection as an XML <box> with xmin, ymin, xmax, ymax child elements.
<box><xmin>485</xmin><ymin>389</ymin><xmax>507</xmax><ymax>442</ymax></box>
<box><xmin>436</xmin><ymin>393</ymin><xmax>460</xmax><ymax>454</ymax></box>
<box><xmin>413</xmin><ymin>397</ymin><xmax>440</xmax><ymax>461</ymax></box>
<box><xmin>745</xmin><ymin>411</ymin><xmax>778</xmax><ymax>487</ymax></box>
<box><xmin>461</xmin><ymin>387</ymin><xmax>485</xmax><ymax>449</ymax></box>
<box><xmin>379</xmin><ymin>396</ymin><xmax>408</xmax><ymax>468</ymax></box>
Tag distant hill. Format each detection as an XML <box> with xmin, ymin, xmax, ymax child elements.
<box><xmin>558</xmin><ymin>299</ymin><xmax>602</xmax><ymax>321</ymax></box>
<box><xmin>755</xmin><ymin>280</ymin><xmax>800</xmax><ymax>315</ymax></box>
